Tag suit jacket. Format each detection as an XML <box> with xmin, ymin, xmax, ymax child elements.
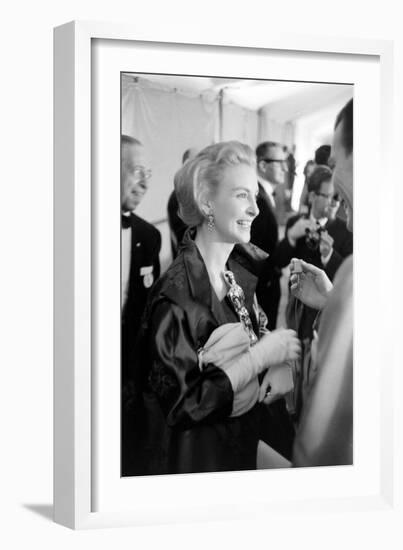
<box><xmin>250</xmin><ymin>183</ymin><xmax>279</xmax><ymax>257</ymax></box>
<box><xmin>274</xmin><ymin>213</ymin><xmax>353</xmax><ymax>281</ymax></box>
<box><xmin>250</xmin><ymin>183</ymin><xmax>281</xmax><ymax>328</ymax></box>
<box><xmin>122</xmin><ymin>213</ymin><xmax>161</xmax><ymax>383</ymax></box>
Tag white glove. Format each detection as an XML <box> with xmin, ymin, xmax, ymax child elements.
<box><xmin>225</xmin><ymin>329</ymin><xmax>300</xmax><ymax>393</ymax></box>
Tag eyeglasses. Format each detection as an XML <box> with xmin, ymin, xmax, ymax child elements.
<box><xmin>262</xmin><ymin>158</ymin><xmax>287</xmax><ymax>169</ymax></box>
<box><xmin>132</xmin><ymin>166</ymin><xmax>152</xmax><ymax>180</ymax></box>
<box><xmin>315</xmin><ymin>191</ymin><xmax>333</xmax><ymax>200</ymax></box>
<box><xmin>260</xmin><ymin>159</ymin><xmax>288</xmax><ymax>172</ymax></box>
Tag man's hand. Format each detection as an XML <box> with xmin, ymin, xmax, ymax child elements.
<box><xmin>319</xmin><ymin>230</ymin><xmax>334</xmax><ymax>260</ymax></box>
<box><xmin>290</xmin><ymin>258</ymin><xmax>333</xmax><ymax>310</ymax></box>
<box><xmin>287</xmin><ymin>218</ymin><xmax>317</xmax><ymax>246</ymax></box>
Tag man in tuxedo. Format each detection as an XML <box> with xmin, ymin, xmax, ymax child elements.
<box><xmin>121</xmin><ymin>135</ymin><xmax>161</xmax><ymax>475</ymax></box>
<box><xmin>285</xmin><ymin>145</ymin><xmax>297</xmax><ymax>211</ymax></box>
<box><xmin>251</xmin><ymin>141</ymin><xmax>288</xmax><ymax>330</ymax></box>
<box><xmin>251</xmin><ymin>142</ymin><xmax>297</xmax><ymax>458</ymax></box>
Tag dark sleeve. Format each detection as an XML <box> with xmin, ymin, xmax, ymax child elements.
<box><xmin>250</xmin><ymin>198</ymin><xmax>278</xmax><ymax>256</ymax></box>
<box><xmin>323</xmin><ymin>248</ymin><xmax>343</xmax><ymax>281</ymax></box>
<box><xmin>167</xmin><ymin>192</ymin><xmax>188</xmax><ymax>248</ymax></box>
<box><xmin>269</xmin><ymin>214</ymin><xmax>301</xmax><ymax>270</ymax></box>
<box><xmin>152</xmin><ymin>228</ymin><xmax>162</xmax><ymax>280</ymax></box>
<box><xmin>338</xmin><ymin>229</ymin><xmax>353</xmax><ymax>259</ymax></box>
<box><xmin>324</xmin><ymin>223</ymin><xmax>353</xmax><ymax>280</ymax></box>
<box><xmin>148</xmin><ymin>300</ymin><xmax>234</xmax><ymax>429</ymax></box>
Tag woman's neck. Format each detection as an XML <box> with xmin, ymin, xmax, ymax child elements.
<box><xmin>194</xmin><ymin>226</ymin><xmax>234</xmax><ymax>298</ymax></box>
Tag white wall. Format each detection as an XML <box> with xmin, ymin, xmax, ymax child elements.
<box><xmin>258</xmin><ymin>111</ymin><xmax>296</xmax><ymax>146</ymax></box>
<box><xmin>222</xmin><ymin>101</ymin><xmax>259</xmax><ymax>147</ymax></box>
<box><xmin>122</xmin><ymin>75</ymin><xmax>217</xmax><ymax>222</ymax></box>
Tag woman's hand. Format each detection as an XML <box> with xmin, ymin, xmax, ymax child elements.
<box><xmin>254</xmin><ymin>328</ymin><xmax>301</xmax><ymax>369</ymax></box>
<box><xmin>224</xmin><ymin>329</ymin><xmax>299</xmax><ymax>393</ymax></box>
<box><xmin>258</xmin><ymin>363</ymin><xmax>294</xmax><ymax>404</ymax></box>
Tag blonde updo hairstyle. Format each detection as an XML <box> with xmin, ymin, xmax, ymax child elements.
<box><xmin>174</xmin><ymin>141</ymin><xmax>256</xmax><ymax>227</ymax></box>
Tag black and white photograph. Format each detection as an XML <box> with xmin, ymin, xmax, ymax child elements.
<box><xmin>120</xmin><ymin>72</ymin><xmax>354</xmax><ymax>477</ymax></box>
<box><xmin>1</xmin><ymin>0</ymin><xmax>400</xmax><ymax>542</ymax></box>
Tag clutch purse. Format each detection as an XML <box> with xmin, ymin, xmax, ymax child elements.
<box><xmin>197</xmin><ymin>322</ymin><xmax>250</xmax><ymax>371</ymax></box>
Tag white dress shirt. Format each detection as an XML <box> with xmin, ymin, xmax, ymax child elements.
<box><xmin>121</xmin><ymin>213</ymin><xmax>132</xmax><ymax>308</ymax></box>
<box><xmin>309</xmin><ymin>213</ymin><xmax>333</xmax><ymax>265</ymax></box>
<box><xmin>258</xmin><ymin>176</ymin><xmax>276</xmax><ymax>209</ymax></box>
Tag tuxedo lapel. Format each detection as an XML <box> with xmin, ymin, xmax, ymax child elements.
<box><xmin>129</xmin><ymin>214</ymin><xmax>141</xmax><ymax>275</ymax></box>
<box><xmin>258</xmin><ymin>182</ymin><xmax>274</xmax><ymax>212</ymax></box>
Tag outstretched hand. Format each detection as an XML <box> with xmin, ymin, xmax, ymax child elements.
<box><xmin>289</xmin><ymin>258</ymin><xmax>333</xmax><ymax>310</ymax></box>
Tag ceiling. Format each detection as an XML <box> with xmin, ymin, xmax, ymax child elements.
<box><xmin>122</xmin><ymin>73</ymin><xmax>353</xmax><ymax>120</ymax></box>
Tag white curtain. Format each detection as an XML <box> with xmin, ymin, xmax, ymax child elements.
<box><xmin>221</xmin><ymin>102</ymin><xmax>259</xmax><ymax>148</ymax></box>
<box><xmin>121</xmin><ymin>75</ymin><xmax>262</xmax><ymax>269</ymax></box>
<box><xmin>258</xmin><ymin>109</ymin><xmax>296</xmax><ymax>147</ymax></box>
<box><xmin>122</xmin><ymin>76</ymin><xmax>217</xmax><ymax>225</ymax></box>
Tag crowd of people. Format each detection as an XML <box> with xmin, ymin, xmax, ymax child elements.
<box><xmin>120</xmin><ymin>98</ymin><xmax>354</xmax><ymax>476</ymax></box>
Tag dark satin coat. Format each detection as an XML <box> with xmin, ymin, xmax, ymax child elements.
<box><xmin>121</xmin><ymin>213</ymin><xmax>161</xmax><ymax>476</ymax></box>
<box><xmin>135</xmin><ymin>233</ymin><xmax>268</xmax><ymax>474</ymax></box>
<box><xmin>122</xmin><ymin>213</ymin><xmax>161</xmax><ymax>383</ymax></box>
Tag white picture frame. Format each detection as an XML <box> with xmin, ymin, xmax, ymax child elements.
<box><xmin>54</xmin><ymin>20</ymin><xmax>394</xmax><ymax>529</ymax></box>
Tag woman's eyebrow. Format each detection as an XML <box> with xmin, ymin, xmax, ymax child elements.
<box><xmin>233</xmin><ymin>186</ymin><xmax>257</xmax><ymax>193</ymax></box>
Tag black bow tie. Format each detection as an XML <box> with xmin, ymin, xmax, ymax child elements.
<box><xmin>122</xmin><ymin>214</ymin><xmax>131</xmax><ymax>229</ymax></box>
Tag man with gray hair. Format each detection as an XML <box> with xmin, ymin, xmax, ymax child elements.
<box><xmin>121</xmin><ymin>134</ymin><xmax>161</xmax><ymax>476</ymax></box>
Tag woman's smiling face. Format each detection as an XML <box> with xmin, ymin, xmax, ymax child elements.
<box><xmin>208</xmin><ymin>163</ymin><xmax>259</xmax><ymax>244</ymax></box>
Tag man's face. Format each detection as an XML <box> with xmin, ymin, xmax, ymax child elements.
<box><xmin>332</xmin><ymin>121</ymin><xmax>353</xmax><ymax>231</ymax></box>
<box><xmin>259</xmin><ymin>145</ymin><xmax>287</xmax><ymax>185</ymax></box>
<box><xmin>121</xmin><ymin>143</ymin><xmax>151</xmax><ymax>212</ymax></box>
<box><xmin>310</xmin><ymin>179</ymin><xmax>334</xmax><ymax>219</ymax></box>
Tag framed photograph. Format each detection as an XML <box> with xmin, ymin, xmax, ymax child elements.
<box><xmin>54</xmin><ymin>21</ymin><xmax>394</xmax><ymax>529</ymax></box>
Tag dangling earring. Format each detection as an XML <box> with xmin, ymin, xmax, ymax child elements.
<box><xmin>207</xmin><ymin>213</ymin><xmax>215</xmax><ymax>231</ymax></box>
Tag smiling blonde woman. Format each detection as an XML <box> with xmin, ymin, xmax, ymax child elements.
<box><xmin>132</xmin><ymin>141</ymin><xmax>300</xmax><ymax>475</ymax></box>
